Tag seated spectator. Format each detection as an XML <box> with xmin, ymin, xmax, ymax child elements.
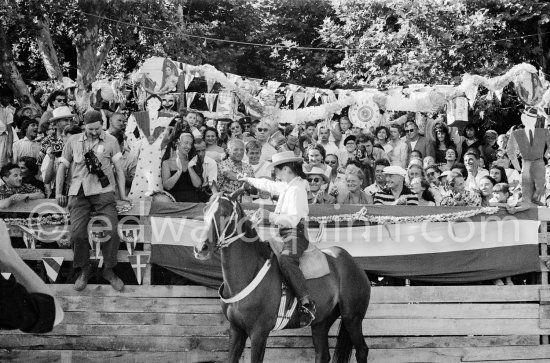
<box><xmin>338</xmin><ymin>164</ymin><xmax>370</xmax><ymax>205</ymax></box>
<box><xmin>325</xmin><ymin>154</ymin><xmax>347</xmax><ymax>198</ymax></box>
<box><xmin>458</xmin><ymin>124</ymin><xmax>482</xmax><ymax>160</ymax></box>
<box><xmin>0</xmin><ymin>221</ymin><xmax>64</xmax><ymax>333</ymax></box>
<box><xmin>161</xmin><ymin>133</ymin><xmax>205</xmax><ymax>202</ymax></box>
<box><xmin>425</xmin><ymin>165</ymin><xmax>441</xmax><ymax>187</ymax></box>
<box><xmin>317</xmin><ymin>126</ymin><xmax>339</xmax><ymax>155</ymax></box>
<box><xmin>255</xmin><ymin>121</ymin><xmax>277</xmax><ymax>162</ymax></box>
<box><xmin>406</xmin><ymin>163</ymin><xmax>424</xmax><ymax>184</ymax></box>
<box><xmin>410</xmin><ymin>150</ymin><xmax>423</xmax><ymax>162</ymax></box>
<box><xmin>479</xmin><ymin>175</ymin><xmax>497</xmax><ymax>206</ymax></box>
<box><xmin>246</xmin><ymin>140</ymin><xmax>272</xmax><ymax>178</ymax></box>
<box><xmin>490</xmin><ymin>183</ymin><xmax>518</xmax><ymax>208</ymax></box>
<box><xmin>489</xmin><ymin>165</ymin><xmax>509</xmax><ymax>186</ymax></box>
<box><xmin>306</xmin><ymin>166</ymin><xmax>335</xmax><ymax>204</ymax></box>
<box><xmin>451</xmin><ymin>162</ymin><xmax>468</xmax><ymax>179</ymax></box>
<box><xmin>338</xmin><ymin>135</ymin><xmax>359</xmax><ymax>168</ymax></box>
<box><xmin>238</xmin><ymin>116</ymin><xmax>253</xmax><ymax>138</ymax></box>
<box><xmin>373</xmin><ymin>166</ymin><xmax>419</xmax><ymax>205</ymax></box>
<box><xmin>438</xmin><ymin>170</ymin><xmax>451</xmax><ymax>187</ymax></box>
<box><xmin>494</xmin><ymin>150</ymin><xmax>521</xmax><ymax>188</ymax></box>
<box><xmin>279</xmin><ymin>124</ymin><xmax>302</xmax><ymax>157</ymax></box>
<box><xmin>0</xmin><ymin>163</ymin><xmax>45</xmax><ymax>208</ymax></box>
<box><xmin>387</xmin><ymin>123</ymin><xmax>408</xmax><ymax>168</ymax></box>
<box><xmin>299</xmin><ymin>121</ymin><xmax>317</xmax><ymax>151</ymax></box>
<box><xmin>203</xmin><ymin>126</ymin><xmax>225</xmax><ymax>162</ymax></box>
<box><xmin>189</xmin><ymin>138</ymin><xmax>217</xmax><ymax>195</ymax></box>
<box><xmin>18</xmin><ymin>156</ymin><xmax>45</xmax><ymax>194</ymax></box>
<box><xmin>227</xmin><ymin>120</ymin><xmax>244</xmax><ymax>140</ymax></box>
<box><xmin>365</xmin><ymin>158</ymin><xmax>390</xmax><ymax>204</ymax></box>
<box><xmin>480</xmin><ymin>130</ymin><xmax>499</xmax><ymax>169</ymax></box>
<box><xmin>439</xmin><ymin>147</ymin><xmax>458</xmax><ymax>172</ymax></box>
<box><xmin>423</xmin><ymin>155</ymin><xmax>435</xmax><ymax>169</ymax></box>
<box><xmin>410</xmin><ymin>177</ymin><xmax>437</xmax><ymax>206</ymax></box>
<box><xmin>304</xmin><ymin>144</ymin><xmax>331</xmax><ymax>178</ymax></box>
<box><xmin>463</xmin><ymin>151</ymin><xmax>488</xmax><ymax>191</ymax></box>
<box><xmin>440</xmin><ymin>171</ymin><xmax>481</xmax><ymax>207</ymax></box>
<box><xmin>216</xmin><ymin>139</ymin><xmax>255</xmax><ymax>195</ymax></box>
<box><xmin>374</xmin><ymin>125</ymin><xmax>392</xmax><ymax>154</ymax></box>
<box><xmin>12</xmin><ymin>119</ymin><xmax>40</xmax><ymax>163</ymax></box>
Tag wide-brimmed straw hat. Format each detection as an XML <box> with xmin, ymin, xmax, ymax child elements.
<box><xmin>269</xmin><ymin>150</ymin><xmax>303</xmax><ymax>168</ymax></box>
<box><xmin>304</xmin><ymin>166</ymin><xmax>329</xmax><ymax>183</ymax></box>
<box><xmin>383</xmin><ymin>165</ymin><xmax>407</xmax><ymax>177</ymax></box>
<box><xmin>49</xmin><ymin>106</ymin><xmax>76</xmax><ymax>122</ymax></box>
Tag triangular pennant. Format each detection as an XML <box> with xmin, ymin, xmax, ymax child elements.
<box><xmin>22</xmin><ymin>230</ymin><xmax>36</xmax><ymax>249</ymax></box>
<box><xmin>185</xmin><ymin>92</ymin><xmax>197</xmax><ymax>108</ymax></box>
<box><xmin>494</xmin><ymin>88</ymin><xmax>503</xmax><ymax>102</ymax></box>
<box><xmin>304</xmin><ymin>88</ymin><xmax>315</xmax><ymax>107</ymax></box>
<box><xmin>267</xmin><ymin>81</ymin><xmax>282</xmax><ymax>91</ymax></box>
<box><xmin>486</xmin><ymin>91</ymin><xmax>494</xmax><ymax>101</ymax></box>
<box><xmin>42</xmin><ymin>257</ymin><xmax>64</xmax><ymax>283</ymax></box>
<box><xmin>122</xmin><ymin>228</ymin><xmax>141</xmax><ymax>255</ymax></box>
<box><xmin>314</xmin><ymin>90</ymin><xmax>322</xmax><ymax>102</ymax></box>
<box><xmin>292</xmin><ymin>91</ymin><xmax>305</xmax><ymax>110</ymax></box>
<box><xmin>326</xmin><ymin>90</ymin><xmax>337</xmax><ymax>103</ymax></box>
<box><xmin>184</xmin><ymin>72</ymin><xmax>195</xmax><ymax>90</ymax></box>
<box><xmin>128</xmin><ymin>255</ymin><xmax>150</xmax><ymax>285</ymax></box>
<box><xmin>321</xmin><ymin>94</ymin><xmax>329</xmax><ymax>104</ymax></box>
<box><xmin>206</xmin><ymin>77</ymin><xmax>216</xmax><ymax>93</ymax></box>
<box><xmin>205</xmin><ymin>93</ymin><xmax>218</xmax><ymax>112</ymax></box>
<box><xmin>1</xmin><ymin>272</ymin><xmax>11</xmax><ymax>280</ymax></box>
<box><xmin>285</xmin><ymin>88</ymin><xmax>294</xmax><ymax>104</ymax></box>
<box><xmin>287</xmin><ymin>84</ymin><xmax>300</xmax><ymax>92</ymax></box>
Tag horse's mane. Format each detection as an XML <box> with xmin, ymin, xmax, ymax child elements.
<box><xmin>234</xmin><ymin>200</ymin><xmax>272</xmax><ymax>260</ymax></box>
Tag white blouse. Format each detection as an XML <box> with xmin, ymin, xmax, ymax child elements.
<box><xmin>245</xmin><ymin>176</ymin><xmax>309</xmax><ymax>228</ymax></box>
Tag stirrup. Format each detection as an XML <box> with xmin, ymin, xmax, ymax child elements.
<box><xmin>299</xmin><ymin>301</ymin><xmax>316</xmax><ymax>327</ymax></box>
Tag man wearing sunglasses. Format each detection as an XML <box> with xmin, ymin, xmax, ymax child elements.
<box><xmin>404</xmin><ymin>120</ymin><xmax>434</xmax><ymax>161</ymax></box>
<box><xmin>40</xmin><ymin>91</ymin><xmax>68</xmax><ymax>126</ymax></box>
<box><xmin>254</xmin><ymin>121</ymin><xmax>277</xmax><ymax>163</ymax></box>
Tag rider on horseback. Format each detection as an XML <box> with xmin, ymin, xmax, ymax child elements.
<box><xmin>239</xmin><ymin>151</ymin><xmax>316</xmax><ymax>327</ymax></box>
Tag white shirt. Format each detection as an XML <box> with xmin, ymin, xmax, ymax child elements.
<box><xmin>319</xmin><ymin>141</ymin><xmax>339</xmax><ymax>156</ymax></box>
<box><xmin>245</xmin><ymin>176</ymin><xmax>309</xmax><ymax>228</ymax></box>
<box><xmin>189</xmin><ymin>155</ymin><xmax>217</xmax><ymax>186</ymax></box>
<box><xmin>252</xmin><ymin>160</ymin><xmax>273</xmax><ymax>178</ymax></box>
<box><xmin>465</xmin><ymin>168</ymin><xmax>489</xmax><ymax>191</ymax></box>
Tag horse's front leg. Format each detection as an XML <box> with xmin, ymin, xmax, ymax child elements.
<box><xmin>248</xmin><ymin>327</ymin><xmax>270</xmax><ymax>363</ymax></box>
<box><xmin>227</xmin><ymin>323</ymin><xmax>247</xmax><ymax>363</ymax></box>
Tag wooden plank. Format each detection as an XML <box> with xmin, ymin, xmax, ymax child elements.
<box><xmin>461</xmin><ymin>345</ymin><xmax>550</xmax><ymax>361</ymax></box>
<box><xmin>58</xmin><ymin>311</ymin><xmax>227</xmax><ymax>326</ymax></box>
<box><xmin>540</xmin><ymin>231</ymin><xmax>549</xmax><ymax>244</ymax></box>
<box><xmin>541</xmin><ymin>222</ymin><xmax>549</xmax><ymax>285</ymax></box>
<box><xmin>46</xmin><ymin>284</ymin><xmax>543</xmax><ymax>302</ymax></box>
<box><xmin>59</xmin><ymin>296</ymin><xmax>222</xmax><ymax>313</ymax></box>
<box><xmin>15</xmin><ymin>249</ymin><xmax>150</xmax><ymax>262</ymax></box>
<box><xmin>538</xmin><ymin>207</ymin><xmax>550</xmax><ymax>222</ymax></box>
<box><xmin>539</xmin><ymin>287</ymin><xmax>550</xmax><ymax>304</ymax></box>
<box><xmin>0</xmin><ymin>335</ymin><xmax>540</xmax><ymax>352</ymax></box>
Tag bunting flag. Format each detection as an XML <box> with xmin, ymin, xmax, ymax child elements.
<box><xmin>185</xmin><ymin>92</ymin><xmax>197</xmax><ymax>108</ymax></box>
<box><xmin>205</xmin><ymin>93</ymin><xmax>218</xmax><ymax>112</ymax></box>
<box><xmin>326</xmin><ymin>90</ymin><xmax>337</xmax><ymax>103</ymax></box>
<box><xmin>304</xmin><ymin>88</ymin><xmax>315</xmax><ymax>107</ymax></box>
<box><xmin>206</xmin><ymin>77</ymin><xmax>216</xmax><ymax>93</ymax></box>
<box><xmin>1</xmin><ymin>273</ymin><xmax>11</xmax><ymax>280</ymax></box>
<box><xmin>129</xmin><ymin>255</ymin><xmax>150</xmax><ymax>284</ymax></box>
<box><xmin>494</xmin><ymin>88</ymin><xmax>504</xmax><ymax>102</ymax></box>
<box><xmin>122</xmin><ymin>228</ymin><xmax>141</xmax><ymax>255</ymax></box>
<box><xmin>287</xmin><ymin>84</ymin><xmax>301</xmax><ymax>93</ymax></box>
<box><xmin>293</xmin><ymin>91</ymin><xmax>305</xmax><ymax>110</ymax></box>
<box><xmin>267</xmin><ymin>81</ymin><xmax>282</xmax><ymax>91</ymax></box>
<box><xmin>22</xmin><ymin>230</ymin><xmax>36</xmax><ymax>249</ymax></box>
<box><xmin>184</xmin><ymin>72</ymin><xmax>195</xmax><ymax>90</ymax></box>
<box><xmin>486</xmin><ymin>91</ymin><xmax>494</xmax><ymax>101</ymax></box>
<box><xmin>314</xmin><ymin>90</ymin><xmax>322</xmax><ymax>102</ymax></box>
<box><xmin>320</xmin><ymin>94</ymin><xmax>329</xmax><ymax>104</ymax></box>
<box><xmin>42</xmin><ymin>257</ymin><xmax>64</xmax><ymax>283</ymax></box>
<box><xmin>285</xmin><ymin>88</ymin><xmax>294</xmax><ymax>104</ymax></box>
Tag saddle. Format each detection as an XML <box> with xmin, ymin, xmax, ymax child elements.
<box><xmin>267</xmin><ymin>238</ymin><xmax>330</xmax><ymax>280</ymax></box>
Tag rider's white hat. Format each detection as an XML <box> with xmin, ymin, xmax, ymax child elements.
<box><xmin>269</xmin><ymin>150</ymin><xmax>303</xmax><ymax>168</ymax></box>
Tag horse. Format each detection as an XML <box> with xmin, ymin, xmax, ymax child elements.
<box><xmin>193</xmin><ymin>190</ymin><xmax>371</xmax><ymax>363</ymax></box>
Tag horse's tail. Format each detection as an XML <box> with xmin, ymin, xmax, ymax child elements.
<box><xmin>332</xmin><ymin>320</ymin><xmax>353</xmax><ymax>363</ymax></box>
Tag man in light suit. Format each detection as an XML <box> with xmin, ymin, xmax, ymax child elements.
<box><xmin>404</xmin><ymin>120</ymin><xmax>435</xmax><ymax>161</ymax></box>
<box><xmin>507</xmin><ymin>107</ymin><xmax>550</xmax><ymax>206</ymax></box>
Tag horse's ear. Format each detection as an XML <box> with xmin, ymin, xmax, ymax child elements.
<box><xmin>228</xmin><ymin>184</ymin><xmax>247</xmax><ymax>201</ymax></box>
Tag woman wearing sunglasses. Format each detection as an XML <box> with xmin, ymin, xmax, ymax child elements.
<box><xmin>305</xmin><ymin>166</ymin><xmax>334</xmax><ymax>204</ymax></box>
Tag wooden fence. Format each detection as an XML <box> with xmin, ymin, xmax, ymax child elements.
<box><xmin>1</xmin><ymin>201</ymin><xmax>550</xmax><ymax>362</ymax></box>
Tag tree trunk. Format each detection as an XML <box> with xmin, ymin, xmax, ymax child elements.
<box><xmin>35</xmin><ymin>15</ymin><xmax>64</xmax><ymax>81</ymax></box>
<box><xmin>0</xmin><ymin>32</ymin><xmax>40</xmax><ymax>108</ymax></box>
<box><xmin>538</xmin><ymin>21</ymin><xmax>550</xmax><ymax>79</ymax></box>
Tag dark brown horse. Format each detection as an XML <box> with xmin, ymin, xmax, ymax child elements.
<box><xmin>194</xmin><ymin>192</ymin><xmax>371</xmax><ymax>363</ymax></box>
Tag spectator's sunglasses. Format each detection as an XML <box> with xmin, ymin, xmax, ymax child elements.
<box><xmin>55</xmin><ymin>98</ymin><xmax>67</xmax><ymax>103</ymax></box>
<box><xmin>426</xmin><ymin>171</ymin><xmax>435</xmax><ymax>177</ymax></box>
<box><xmin>257</xmin><ymin>128</ymin><xmax>269</xmax><ymax>132</ymax></box>
<box><xmin>405</xmin><ymin>128</ymin><xmax>416</xmax><ymax>133</ymax></box>
<box><xmin>307</xmin><ymin>177</ymin><xmax>322</xmax><ymax>183</ymax></box>
<box><xmin>325</xmin><ymin>160</ymin><xmax>337</xmax><ymax>165</ymax></box>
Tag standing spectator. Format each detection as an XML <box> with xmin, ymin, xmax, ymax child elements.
<box><xmin>279</xmin><ymin>125</ymin><xmax>302</xmax><ymax>157</ymax></box>
<box><xmin>18</xmin><ymin>156</ymin><xmax>45</xmax><ymax>194</ymax></box>
<box><xmin>39</xmin><ymin>90</ymin><xmax>68</xmax><ymax>126</ymax></box>
<box><xmin>216</xmin><ymin>139</ymin><xmax>255</xmax><ymax>195</ymax></box>
<box><xmin>463</xmin><ymin>151</ymin><xmax>489</xmax><ymax>191</ymax></box>
<box><xmin>106</xmin><ymin>112</ymin><xmax>126</xmax><ymax>136</ymax></box>
<box><xmin>374</xmin><ymin>126</ymin><xmax>391</xmax><ymax>154</ymax></box>
<box><xmin>162</xmin><ymin>133</ymin><xmax>204</xmax><ymax>202</ymax></box>
<box><xmin>215</xmin><ymin>118</ymin><xmax>230</xmax><ymax>149</ymax></box>
<box><xmin>12</xmin><ymin>119</ymin><xmax>40</xmax><ymax>163</ymax></box>
<box><xmin>0</xmin><ymin>90</ymin><xmax>15</xmax><ymax>166</ymax></box>
<box><xmin>440</xmin><ymin>171</ymin><xmax>482</xmax><ymax>207</ymax></box>
<box><xmin>480</xmin><ymin>130</ymin><xmax>499</xmax><ymax>169</ymax></box>
<box><xmin>405</xmin><ymin>120</ymin><xmax>435</xmax><ymax>159</ymax></box>
<box><xmin>203</xmin><ymin>127</ymin><xmax>225</xmax><ymax>162</ymax></box>
<box><xmin>325</xmin><ymin>153</ymin><xmax>347</xmax><ymax>198</ymax></box>
<box><xmin>338</xmin><ymin>135</ymin><xmax>359</xmax><ymax>168</ymax></box>
<box><xmin>439</xmin><ymin>147</ymin><xmax>458</xmax><ymax>172</ymax></box>
<box><xmin>457</xmin><ymin>124</ymin><xmax>482</xmax><ymax>160</ymax></box>
<box><xmin>0</xmin><ymin>221</ymin><xmax>64</xmax><ymax>333</ymax></box>
<box><xmin>387</xmin><ymin>123</ymin><xmax>408</xmax><ymax>168</ymax></box>
<box><xmin>247</xmin><ymin>140</ymin><xmax>272</xmax><ymax>178</ymax></box>
<box><xmin>255</xmin><ymin>121</ymin><xmax>277</xmax><ymax>162</ymax></box>
<box><xmin>300</xmin><ymin>121</ymin><xmax>317</xmax><ymax>150</ymax></box>
<box><xmin>56</xmin><ymin>110</ymin><xmax>128</xmax><ymax>292</ymax></box>
<box><xmin>238</xmin><ymin>116</ymin><xmax>253</xmax><ymax>138</ymax></box>
<box><xmin>317</xmin><ymin>127</ymin><xmax>339</xmax><ymax>155</ymax></box>
<box><xmin>0</xmin><ymin>163</ymin><xmax>45</xmax><ymax>209</ymax></box>
<box><xmin>433</xmin><ymin>123</ymin><xmax>455</xmax><ymax>165</ymax></box>
<box><xmin>410</xmin><ymin>177</ymin><xmax>436</xmax><ymax>206</ymax></box>
<box><xmin>373</xmin><ymin>166</ymin><xmax>418</xmax><ymax>205</ymax></box>
<box><xmin>364</xmin><ymin>158</ymin><xmax>390</xmax><ymax>204</ymax></box>
<box><xmin>338</xmin><ymin>164</ymin><xmax>370</xmax><ymax>205</ymax></box>
<box><xmin>39</xmin><ymin>106</ymin><xmax>76</xmax><ymax>164</ymax></box>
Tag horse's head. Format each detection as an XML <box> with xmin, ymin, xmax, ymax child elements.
<box><xmin>193</xmin><ymin>186</ymin><xmax>249</xmax><ymax>260</ymax></box>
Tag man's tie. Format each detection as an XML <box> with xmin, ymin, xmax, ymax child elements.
<box><xmin>529</xmin><ymin>129</ymin><xmax>534</xmax><ymax>146</ymax></box>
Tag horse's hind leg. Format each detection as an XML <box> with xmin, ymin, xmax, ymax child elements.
<box><xmin>341</xmin><ymin>315</ymin><xmax>369</xmax><ymax>363</ymax></box>
<box><xmin>227</xmin><ymin>323</ymin><xmax>247</xmax><ymax>363</ymax></box>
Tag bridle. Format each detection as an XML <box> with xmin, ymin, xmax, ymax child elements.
<box><xmin>203</xmin><ymin>194</ymin><xmax>246</xmax><ymax>250</ymax></box>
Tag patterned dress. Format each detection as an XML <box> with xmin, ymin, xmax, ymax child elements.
<box><xmin>217</xmin><ymin>158</ymin><xmax>254</xmax><ymax>194</ymax></box>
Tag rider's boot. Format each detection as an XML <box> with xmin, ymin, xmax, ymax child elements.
<box><xmin>299</xmin><ymin>300</ymin><xmax>316</xmax><ymax>327</ymax></box>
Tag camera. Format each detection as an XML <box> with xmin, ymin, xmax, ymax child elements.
<box><xmin>84</xmin><ymin>150</ymin><xmax>110</xmax><ymax>188</ymax></box>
